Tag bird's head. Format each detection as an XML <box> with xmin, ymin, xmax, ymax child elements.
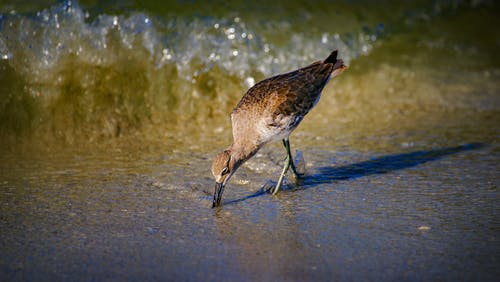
<box><xmin>211</xmin><ymin>149</ymin><xmax>236</xmax><ymax>207</ymax></box>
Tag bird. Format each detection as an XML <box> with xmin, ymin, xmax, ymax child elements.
<box><xmin>211</xmin><ymin>50</ymin><xmax>347</xmax><ymax>207</ymax></box>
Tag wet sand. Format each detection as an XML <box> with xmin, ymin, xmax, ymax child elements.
<box><xmin>1</xmin><ymin>141</ymin><xmax>498</xmax><ymax>281</ymax></box>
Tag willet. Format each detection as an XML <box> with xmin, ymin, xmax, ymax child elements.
<box><xmin>211</xmin><ymin>50</ymin><xmax>347</xmax><ymax>207</ymax></box>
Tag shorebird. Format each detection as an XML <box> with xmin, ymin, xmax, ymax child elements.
<box><xmin>211</xmin><ymin>50</ymin><xmax>347</xmax><ymax>207</ymax></box>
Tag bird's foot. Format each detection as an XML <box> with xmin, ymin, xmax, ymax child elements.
<box><xmin>263</xmin><ymin>181</ymin><xmax>282</xmax><ymax>194</ymax></box>
<box><xmin>272</xmin><ymin>165</ymin><xmax>305</xmax><ymax>194</ymax></box>
<box><xmin>291</xmin><ymin>174</ymin><xmax>304</xmax><ymax>186</ymax></box>
<box><xmin>271</xmin><ymin>177</ymin><xmax>285</xmax><ymax>195</ymax></box>
<box><xmin>290</xmin><ymin>167</ymin><xmax>304</xmax><ymax>180</ymax></box>
<box><xmin>289</xmin><ymin>160</ymin><xmax>305</xmax><ymax>184</ymax></box>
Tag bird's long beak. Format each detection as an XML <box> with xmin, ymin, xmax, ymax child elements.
<box><xmin>212</xmin><ymin>182</ymin><xmax>225</xmax><ymax>208</ymax></box>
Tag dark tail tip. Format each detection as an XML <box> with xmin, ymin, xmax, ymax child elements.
<box><xmin>324</xmin><ymin>50</ymin><xmax>338</xmax><ymax>64</ymax></box>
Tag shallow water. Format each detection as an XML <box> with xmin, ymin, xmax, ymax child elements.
<box><xmin>1</xmin><ymin>0</ymin><xmax>499</xmax><ymax>281</ymax></box>
<box><xmin>1</xmin><ymin>142</ymin><xmax>498</xmax><ymax>281</ymax></box>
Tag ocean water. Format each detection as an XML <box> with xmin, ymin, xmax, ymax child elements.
<box><xmin>0</xmin><ymin>0</ymin><xmax>499</xmax><ymax>281</ymax></box>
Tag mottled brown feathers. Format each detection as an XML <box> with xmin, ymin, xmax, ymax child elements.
<box><xmin>232</xmin><ymin>50</ymin><xmax>343</xmax><ymax>127</ymax></box>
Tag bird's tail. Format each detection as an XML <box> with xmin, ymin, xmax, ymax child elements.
<box><xmin>324</xmin><ymin>50</ymin><xmax>347</xmax><ymax>74</ymax></box>
<box><xmin>324</xmin><ymin>50</ymin><xmax>338</xmax><ymax>64</ymax></box>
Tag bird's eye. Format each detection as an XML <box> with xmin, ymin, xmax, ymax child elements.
<box><xmin>221</xmin><ymin>167</ymin><xmax>229</xmax><ymax>175</ymax></box>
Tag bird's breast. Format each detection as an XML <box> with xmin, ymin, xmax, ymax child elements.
<box><xmin>256</xmin><ymin>114</ymin><xmax>303</xmax><ymax>144</ymax></box>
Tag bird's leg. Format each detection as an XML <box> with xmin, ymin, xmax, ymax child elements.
<box><xmin>283</xmin><ymin>138</ymin><xmax>302</xmax><ymax>179</ymax></box>
<box><xmin>271</xmin><ymin>138</ymin><xmax>302</xmax><ymax>195</ymax></box>
<box><xmin>272</xmin><ymin>149</ymin><xmax>290</xmax><ymax>195</ymax></box>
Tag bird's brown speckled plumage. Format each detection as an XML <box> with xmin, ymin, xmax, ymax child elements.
<box><xmin>231</xmin><ymin>51</ymin><xmax>344</xmax><ymax>149</ymax></box>
<box><xmin>211</xmin><ymin>50</ymin><xmax>346</xmax><ymax>207</ymax></box>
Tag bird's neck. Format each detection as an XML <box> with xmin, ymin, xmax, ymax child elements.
<box><xmin>228</xmin><ymin>141</ymin><xmax>259</xmax><ymax>168</ymax></box>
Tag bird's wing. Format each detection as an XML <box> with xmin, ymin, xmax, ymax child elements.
<box><xmin>231</xmin><ymin>54</ymin><xmax>341</xmax><ymax>139</ymax></box>
<box><xmin>271</xmin><ymin>61</ymin><xmax>333</xmax><ymax>118</ymax></box>
<box><xmin>233</xmin><ymin>61</ymin><xmax>330</xmax><ymax>113</ymax></box>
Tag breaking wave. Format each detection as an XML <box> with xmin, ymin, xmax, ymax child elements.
<box><xmin>0</xmin><ymin>0</ymin><xmax>497</xmax><ymax>143</ymax></box>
